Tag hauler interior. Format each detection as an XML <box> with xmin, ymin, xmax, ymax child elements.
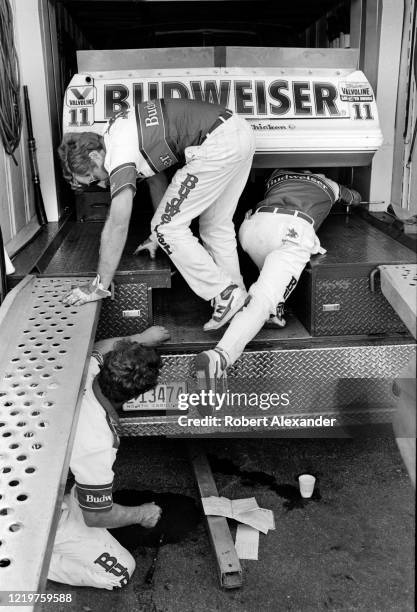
<box><xmin>3</xmin><ymin>0</ymin><xmax>417</xmax><ymax>426</ymax></box>
<box><xmin>0</xmin><ymin>0</ymin><xmax>416</xmax><ymax>602</ymax></box>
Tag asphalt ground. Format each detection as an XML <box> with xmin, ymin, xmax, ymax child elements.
<box><xmin>44</xmin><ymin>437</ymin><xmax>415</xmax><ymax>612</ymax></box>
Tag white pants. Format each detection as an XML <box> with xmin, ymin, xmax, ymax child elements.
<box><xmin>48</xmin><ymin>487</ymin><xmax>135</xmax><ymax>590</ymax></box>
<box><xmin>151</xmin><ymin>114</ymin><xmax>256</xmax><ymax>300</ymax></box>
<box><xmin>218</xmin><ymin>211</ymin><xmax>325</xmax><ymax>364</ymax></box>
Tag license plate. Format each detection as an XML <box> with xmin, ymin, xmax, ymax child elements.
<box><xmin>122</xmin><ymin>382</ymin><xmax>187</xmax><ymax>412</ymax></box>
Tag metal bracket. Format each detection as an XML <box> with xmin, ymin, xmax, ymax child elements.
<box><xmin>369</xmin><ymin>267</ymin><xmax>380</xmax><ymax>292</ymax></box>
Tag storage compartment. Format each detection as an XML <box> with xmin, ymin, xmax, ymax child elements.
<box><xmin>75</xmin><ymin>188</ymin><xmax>110</xmax><ymax>222</ymax></box>
<box><xmin>290</xmin><ymin>215</ymin><xmax>416</xmax><ymax>336</ymax></box>
<box><xmin>96</xmin><ymin>281</ymin><xmax>151</xmax><ymax>340</ymax></box>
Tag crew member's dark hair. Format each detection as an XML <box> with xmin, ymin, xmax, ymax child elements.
<box><xmin>97</xmin><ymin>340</ymin><xmax>162</xmax><ymax>404</ymax></box>
<box><xmin>57</xmin><ymin>132</ymin><xmax>104</xmax><ymax>188</ymax></box>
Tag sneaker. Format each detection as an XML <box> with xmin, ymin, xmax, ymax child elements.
<box><xmin>264</xmin><ymin>313</ymin><xmax>286</xmax><ymax>329</ymax></box>
<box><xmin>264</xmin><ymin>302</ymin><xmax>286</xmax><ymax>329</ymax></box>
<box><xmin>195</xmin><ymin>347</ymin><xmax>230</xmax><ymax>383</ymax></box>
<box><xmin>194</xmin><ymin>348</ymin><xmax>230</xmax><ymax>415</ymax></box>
<box><xmin>203</xmin><ymin>284</ymin><xmax>247</xmax><ymax>331</ymax></box>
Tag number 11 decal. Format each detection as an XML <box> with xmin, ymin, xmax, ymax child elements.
<box><xmin>352</xmin><ymin>103</ymin><xmax>374</xmax><ymax>120</ymax></box>
<box><xmin>69</xmin><ymin>107</ymin><xmax>92</xmax><ymax>126</ymax></box>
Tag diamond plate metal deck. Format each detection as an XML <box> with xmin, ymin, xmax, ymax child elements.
<box><xmin>118</xmin><ymin>343</ymin><xmax>416</xmax><ymax>436</ymax></box>
<box><xmin>96</xmin><ymin>283</ymin><xmax>151</xmax><ymax>340</ymax></box>
<box><xmin>314</xmin><ymin>277</ymin><xmax>408</xmax><ymax>335</ymax></box>
<box><xmin>40</xmin><ymin>222</ymin><xmax>171</xmax><ymax>288</ymax></box>
<box><xmin>0</xmin><ymin>276</ymin><xmax>99</xmax><ymax>603</ymax></box>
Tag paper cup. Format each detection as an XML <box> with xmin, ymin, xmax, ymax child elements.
<box><xmin>298</xmin><ymin>474</ymin><xmax>316</xmax><ymax>498</ymax></box>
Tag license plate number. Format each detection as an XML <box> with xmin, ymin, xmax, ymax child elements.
<box><xmin>123</xmin><ymin>382</ymin><xmax>187</xmax><ymax>412</ymax></box>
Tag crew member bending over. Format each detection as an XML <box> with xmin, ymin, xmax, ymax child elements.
<box><xmin>58</xmin><ymin>99</ymin><xmax>256</xmax><ymax>331</ymax></box>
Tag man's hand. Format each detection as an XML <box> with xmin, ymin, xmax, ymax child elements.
<box><xmin>133</xmin><ymin>236</ymin><xmax>159</xmax><ymax>260</ymax></box>
<box><xmin>137</xmin><ymin>502</ymin><xmax>162</xmax><ymax>528</ymax></box>
<box><xmin>62</xmin><ymin>274</ymin><xmax>111</xmax><ymax>306</ymax></box>
<box><xmin>131</xmin><ymin>326</ymin><xmax>170</xmax><ymax>346</ymax></box>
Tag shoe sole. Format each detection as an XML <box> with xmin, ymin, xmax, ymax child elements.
<box><xmin>264</xmin><ymin>319</ymin><xmax>286</xmax><ymax>329</ymax></box>
<box><xmin>203</xmin><ymin>293</ymin><xmax>248</xmax><ymax>332</ymax></box>
<box><xmin>194</xmin><ymin>352</ymin><xmax>212</xmax><ymax>390</ymax></box>
<box><xmin>194</xmin><ymin>352</ymin><xmax>226</xmax><ymax>416</ymax></box>
<box><xmin>195</xmin><ymin>352</ymin><xmax>227</xmax><ymax>383</ymax></box>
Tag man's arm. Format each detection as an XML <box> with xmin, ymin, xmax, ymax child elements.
<box><xmin>62</xmin><ymin>189</ymin><xmax>134</xmax><ymax>305</ymax></box>
<box><xmin>93</xmin><ymin>326</ymin><xmax>170</xmax><ymax>354</ymax></box>
<box><xmin>83</xmin><ymin>501</ymin><xmax>161</xmax><ymax>529</ymax></box>
<box><xmin>97</xmin><ymin>189</ymin><xmax>134</xmax><ymax>290</ymax></box>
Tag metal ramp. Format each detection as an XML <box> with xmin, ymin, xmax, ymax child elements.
<box><xmin>0</xmin><ymin>276</ymin><xmax>99</xmax><ymax>609</ymax></box>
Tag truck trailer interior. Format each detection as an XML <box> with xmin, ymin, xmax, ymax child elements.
<box><xmin>4</xmin><ymin>0</ymin><xmax>416</xmax><ymax>428</ymax></box>
<box><xmin>0</xmin><ymin>0</ymin><xmax>416</xmax><ymax>604</ymax></box>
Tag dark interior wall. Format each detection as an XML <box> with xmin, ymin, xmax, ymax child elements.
<box><xmin>60</xmin><ymin>0</ymin><xmax>349</xmax><ymax>49</ymax></box>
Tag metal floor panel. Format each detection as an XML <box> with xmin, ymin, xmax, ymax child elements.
<box><xmin>312</xmin><ymin>215</ymin><xmax>417</xmax><ymax>268</ymax></box>
<box><xmin>40</xmin><ymin>222</ymin><xmax>171</xmax><ymax>286</ymax></box>
<box><xmin>0</xmin><ymin>276</ymin><xmax>99</xmax><ymax>602</ymax></box>
<box><xmin>118</xmin><ymin>343</ymin><xmax>416</xmax><ymax>436</ymax></box>
<box><xmin>152</xmin><ymin>276</ymin><xmax>310</xmax><ymax>352</ymax></box>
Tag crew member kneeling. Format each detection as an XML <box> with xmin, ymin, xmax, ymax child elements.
<box><xmin>48</xmin><ymin>326</ymin><xmax>169</xmax><ymax>589</ymax></box>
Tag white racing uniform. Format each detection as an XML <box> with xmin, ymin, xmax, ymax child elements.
<box><xmin>104</xmin><ymin>99</ymin><xmax>256</xmax><ymax>300</ymax></box>
<box><xmin>48</xmin><ymin>353</ymin><xmax>135</xmax><ymax>590</ymax></box>
<box><xmin>217</xmin><ymin>171</ymin><xmax>342</xmax><ymax>364</ymax></box>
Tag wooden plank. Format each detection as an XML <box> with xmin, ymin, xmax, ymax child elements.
<box><xmin>188</xmin><ymin>443</ymin><xmax>243</xmax><ymax>589</ymax></box>
<box><xmin>380</xmin><ymin>264</ymin><xmax>417</xmax><ymax>339</ymax></box>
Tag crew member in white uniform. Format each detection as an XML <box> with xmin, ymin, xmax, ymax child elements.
<box><xmin>48</xmin><ymin>326</ymin><xmax>169</xmax><ymax>589</ymax></box>
<box><xmin>195</xmin><ymin>170</ymin><xmax>362</xmax><ymax>380</ymax></box>
<box><xmin>58</xmin><ymin>99</ymin><xmax>256</xmax><ymax>331</ymax></box>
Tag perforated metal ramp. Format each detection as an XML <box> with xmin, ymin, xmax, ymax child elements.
<box><xmin>0</xmin><ymin>276</ymin><xmax>99</xmax><ymax>608</ymax></box>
